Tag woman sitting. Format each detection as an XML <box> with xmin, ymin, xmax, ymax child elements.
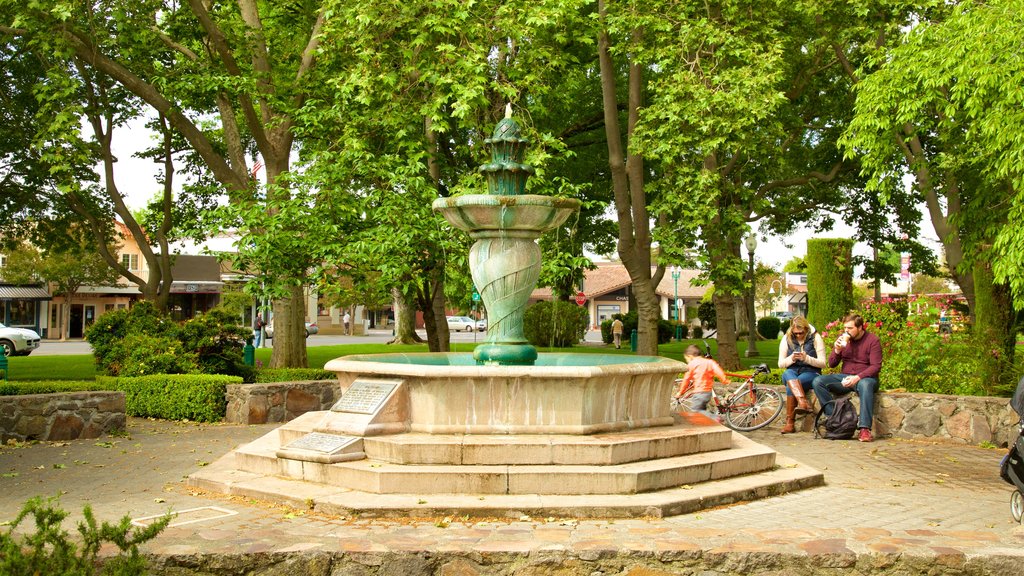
<box><xmin>777</xmin><ymin>315</ymin><xmax>826</xmax><ymax>434</ymax></box>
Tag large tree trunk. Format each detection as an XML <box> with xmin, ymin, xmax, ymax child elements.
<box><xmin>596</xmin><ymin>2</ymin><xmax>662</xmax><ymax>355</ymax></box>
<box><xmin>973</xmin><ymin>260</ymin><xmax>1015</xmax><ymax>394</ymax></box>
<box><xmin>269</xmin><ymin>285</ymin><xmax>308</xmax><ymax>369</ymax></box>
<box><xmin>388</xmin><ymin>287</ymin><xmax>423</xmax><ymax>344</ymax></box>
<box><xmin>713</xmin><ymin>293</ymin><xmax>742</xmax><ymax>371</ymax></box>
<box><xmin>417</xmin><ymin>277</ymin><xmax>450</xmax><ymax>353</ymax></box>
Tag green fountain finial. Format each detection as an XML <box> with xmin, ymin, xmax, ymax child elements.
<box><xmin>480</xmin><ymin>104</ymin><xmax>534</xmax><ymax>196</ymax></box>
<box><xmin>432</xmin><ymin>110</ymin><xmax>581</xmax><ymax>366</ymax></box>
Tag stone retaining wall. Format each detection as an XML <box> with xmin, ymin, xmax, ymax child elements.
<box><xmin>759</xmin><ymin>386</ymin><xmax>1020</xmax><ymax>446</ymax></box>
<box><xmin>0</xmin><ymin>391</ymin><xmax>126</xmax><ymax>442</ymax></box>
<box><xmin>225</xmin><ymin>380</ymin><xmax>339</xmax><ymax>424</ymax></box>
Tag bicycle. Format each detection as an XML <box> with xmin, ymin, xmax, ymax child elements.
<box><xmin>671</xmin><ymin>363</ymin><xmax>783</xmax><ymax>432</ymax></box>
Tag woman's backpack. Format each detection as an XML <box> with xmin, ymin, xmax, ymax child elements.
<box><xmin>823</xmin><ymin>396</ymin><xmax>858</xmax><ymax>440</ymax></box>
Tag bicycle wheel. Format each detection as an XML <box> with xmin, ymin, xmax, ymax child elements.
<box><xmin>722</xmin><ymin>386</ymin><xmax>783</xmax><ymax>431</ymax></box>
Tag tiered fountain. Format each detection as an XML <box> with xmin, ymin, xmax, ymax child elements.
<box><xmin>189</xmin><ymin>111</ymin><xmax>821</xmax><ymax>518</ymax></box>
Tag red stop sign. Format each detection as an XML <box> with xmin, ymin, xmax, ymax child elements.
<box><xmin>575</xmin><ymin>291</ymin><xmax>586</xmax><ymax>306</ymax></box>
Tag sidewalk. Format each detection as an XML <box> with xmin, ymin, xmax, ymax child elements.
<box><xmin>2</xmin><ymin>418</ymin><xmax>1023</xmax><ymax>574</ymax></box>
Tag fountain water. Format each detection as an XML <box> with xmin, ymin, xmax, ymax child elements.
<box><xmin>189</xmin><ymin>113</ymin><xmax>821</xmax><ymax>518</ymax></box>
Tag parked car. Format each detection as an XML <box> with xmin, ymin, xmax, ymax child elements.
<box><xmin>0</xmin><ymin>322</ymin><xmax>41</xmax><ymax>357</ymax></box>
<box><xmin>773</xmin><ymin>311</ymin><xmax>795</xmax><ymax>320</ymax></box>
<box><xmin>264</xmin><ymin>321</ymin><xmax>318</xmax><ymax>339</ymax></box>
<box><xmin>475</xmin><ymin>318</ymin><xmax>487</xmax><ymax>332</ymax></box>
<box><xmin>446</xmin><ymin>316</ymin><xmax>476</xmax><ymax>332</ymax></box>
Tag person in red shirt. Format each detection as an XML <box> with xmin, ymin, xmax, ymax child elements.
<box><xmin>674</xmin><ymin>344</ymin><xmax>729</xmax><ymax>421</ymax></box>
<box><xmin>811</xmin><ymin>313</ymin><xmax>883</xmax><ymax>442</ymax></box>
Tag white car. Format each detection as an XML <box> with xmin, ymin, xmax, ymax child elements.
<box><xmin>446</xmin><ymin>316</ymin><xmax>476</xmax><ymax>332</ymax></box>
<box><xmin>264</xmin><ymin>321</ymin><xmax>319</xmax><ymax>339</ymax></box>
<box><xmin>475</xmin><ymin>318</ymin><xmax>487</xmax><ymax>331</ymax></box>
<box><xmin>0</xmin><ymin>322</ymin><xmax>41</xmax><ymax>357</ymax></box>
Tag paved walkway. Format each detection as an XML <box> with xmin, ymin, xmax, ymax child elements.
<box><xmin>2</xmin><ymin>418</ymin><xmax>1023</xmax><ymax>574</ymax></box>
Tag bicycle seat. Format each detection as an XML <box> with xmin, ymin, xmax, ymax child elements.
<box><xmin>753</xmin><ymin>363</ymin><xmax>769</xmax><ymax>372</ymax></box>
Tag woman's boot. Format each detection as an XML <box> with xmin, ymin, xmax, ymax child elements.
<box><xmin>780</xmin><ymin>395</ymin><xmax>796</xmax><ymax>434</ymax></box>
<box><xmin>787</xmin><ymin>379</ymin><xmax>813</xmax><ymax>413</ymax></box>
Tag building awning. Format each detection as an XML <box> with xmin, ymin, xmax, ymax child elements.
<box><xmin>171</xmin><ymin>280</ymin><xmax>223</xmax><ymax>294</ymax></box>
<box><xmin>0</xmin><ymin>286</ymin><xmax>51</xmax><ymax>301</ymax></box>
<box><xmin>77</xmin><ymin>285</ymin><xmax>143</xmax><ymax>295</ymax></box>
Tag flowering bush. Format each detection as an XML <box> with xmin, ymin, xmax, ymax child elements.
<box><xmin>824</xmin><ymin>295</ymin><xmax>1019</xmax><ymax>397</ymax></box>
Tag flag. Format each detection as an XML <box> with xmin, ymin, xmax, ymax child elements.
<box><xmin>250</xmin><ymin>160</ymin><xmax>263</xmax><ymax>177</ymax></box>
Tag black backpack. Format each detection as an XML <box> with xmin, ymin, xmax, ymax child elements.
<box><xmin>823</xmin><ymin>396</ymin><xmax>858</xmax><ymax>440</ymax></box>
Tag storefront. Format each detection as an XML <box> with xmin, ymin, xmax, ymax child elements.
<box><xmin>0</xmin><ymin>285</ymin><xmax>51</xmax><ymax>336</ymax></box>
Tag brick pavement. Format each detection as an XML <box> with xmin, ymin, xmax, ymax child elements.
<box><xmin>3</xmin><ymin>417</ymin><xmax>1024</xmax><ymax>574</ymax></box>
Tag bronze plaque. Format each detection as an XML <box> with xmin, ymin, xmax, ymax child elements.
<box><xmin>284</xmin><ymin>432</ymin><xmax>358</xmax><ymax>454</ymax></box>
<box><xmin>331</xmin><ymin>379</ymin><xmax>400</xmax><ymax>414</ymax></box>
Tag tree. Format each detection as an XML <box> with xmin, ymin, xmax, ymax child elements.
<box><xmin>842</xmin><ymin>0</ymin><xmax>1022</xmax><ymax>383</ymax></box>
<box><xmin>782</xmin><ymin>257</ymin><xmax>806</xmax><ymax>274</ymax></box>
<box><xmin>754</xmin><ymin>264</ymin><xmax>784</xmax><ymax>318</ymax></box>
<box><xmin>1</xmin><ymin>0</ymin><xmax>336</xmax><ymax>368</ymax></box>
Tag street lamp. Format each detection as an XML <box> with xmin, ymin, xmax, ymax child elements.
<box><xmin>768</xmin><ymin>279</ymin><xmax>785</xmax><ymax>316</ymax></box>
<box><xmin>744</xmin><ymin>234</ymin><xmax>758</xmax><ymax>358</ymax></box>
<box><xmin>670</xmin><ymin>265</ymin><xmax>682</xmax><ymax>341</ymax></box>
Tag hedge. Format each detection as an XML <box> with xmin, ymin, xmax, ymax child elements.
<box><xmin>98</xmin><ymin>374</ymin><xmax>241</xmax><ymax>422</ymax></box>
<box><xmin>806</xmin><ymin>238</ymin><xmax>855</xmax><ymax>331</ymax></box>
<box><xmin>0</xmin><ymin>381</ymin><xmax>101</xmax><ymax>396</ymax></box>
<box><xmin>255</xmin><ymin>368</ymin><xmax>335</xmax><ymax>383</ymax></box>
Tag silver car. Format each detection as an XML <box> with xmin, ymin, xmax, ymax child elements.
<box><xmin>446</xmin><ymin>316</ymin><xmax>476</xmax><ymax>332</ymax></box>
<box><xmin>0</xmin><ymin>322</ymin><xmax>41</xmax><ymax>356</ymax></box>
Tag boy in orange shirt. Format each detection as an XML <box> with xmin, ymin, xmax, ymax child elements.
<box><xmin>674</xmin><ymin>344</ymin><xmax>729</xmax><ymax>421</ymax></box>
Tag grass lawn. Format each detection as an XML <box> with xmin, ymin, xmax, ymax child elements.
<box><xmin>5</xmin><ymin>338</ymin><xmax>782</xmax><ymax>382</ymax></box>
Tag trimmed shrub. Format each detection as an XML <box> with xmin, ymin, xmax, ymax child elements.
<box><xmin>255</xmin><ymin>368</ymin><xmax>335</xmax><ymax>383</ymax></box>
<box><xmin>0</xmin><ymin>381</ymin><xmax>100</xmax><ymax>396</ymax></box>
<box><xmin>102</xmin><ymin>374</ymin><xmax>240</xmax><ymax>422</ymax></box>
<box><xmin>697</xmin><ymin>301</ymin><xmax>717</xmax><ymax>329</ymax></box>
<box><xmin>86</xmin><ymin>301</ymin><xmax>176</xmax><ymax>375</ymax></box>
<box><xmin>780</xmin><ymin>320</ymin><xmax>791</xmax><ymax>335</ymax></box>
<box><xmin>524</xmin><ymin>300</ymin><xmax>588</xmax><ymax>347</ymax></box>
<box><xmin>656</xmin><ymin>319</ymin><xmax>674</xmax><ymax>344</ymax></box>
<box><xmin>113</xmin><ymin>334</ymin><xmax>199</xmax><ymax>377</ymax></box>
<box><xmin>691</xmin><ymin>325</ymin><xmax>703</xmax><ymax>338</ymax></box>
<box><xmin>806</xmin><ymin>238</ymin><xmax>855</xmax><ymax>331</ymax></box>
<box><xmin>757</xmin><ymin>317</ymin><xmax>782</xmax><ymax>339</ymax></box>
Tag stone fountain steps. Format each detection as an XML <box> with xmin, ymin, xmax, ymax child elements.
<box><xmin>232</xmin><ymin>433</ymin><xmax>777</xmax><ymax>495</ymax></box>
<box><xmin>188</xmin><ymin>437</ymin><xmax>822</xmax><ymax>519</ymax></box>
<box><xmin>276</xmin><ymin>418</ymin><xmax>735</xmax><ymax>466</ymax></box>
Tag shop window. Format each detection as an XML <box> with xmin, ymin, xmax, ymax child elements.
<box><xmin>9</xmin><ymin>300</ymin><xmax>36</xmax><ymax>326</ymax></box>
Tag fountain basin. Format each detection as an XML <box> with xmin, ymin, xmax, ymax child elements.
<box><xmin>432</xmin><ymin>194</ymin><xmax>580</xmax><ymax>238</ymax></box>
<box><xmin>324</xmin><ymin>353</ymin><xmax>686</xmax><ymax>435</ymax></box>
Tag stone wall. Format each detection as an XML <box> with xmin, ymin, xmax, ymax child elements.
<box><xmin>0</xmin><ymin>391</ymin><xmax>126</xmax><ymax>442</ymax></box>
<box><xmin>225</xmin><ymin>381</ymin><xmax>340</xmax><ymax>424</ymax></box>
<box><xmin>758</xmin><ymin>386</ymin><xmax>1020</xmax><ymax>446</ymax></box>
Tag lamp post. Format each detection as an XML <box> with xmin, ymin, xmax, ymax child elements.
<box><xmin>768</xmin><ymin>279</ymin><xmax>784</xmax><ymax>316</ymax></box>
<box><xmin>670</xmin><ymin>265</ymin><xmax>682</xmax><ymax>341</ymax></box>
<box><xmin>744</xmin><ymin>234</ymin><xmax>758</xmax><ymax>358</ymax></box>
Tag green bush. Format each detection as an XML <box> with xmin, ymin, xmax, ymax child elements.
<box><xmin>86</xmin><ymin>301</ymin><xmax>176</xmax><ymax>375</ymax></box>
<box><xmin>697</xmin><ymin>301</ymin><xmax>717</xmax><ymax>329</ymax></box>
<box><xmin>0</xmin><ymin>381</ymin><xmax>100</xmax><ymax>396</ymax></box>
<box><xmin>103</xmin><ymin>374</ymin><xmax>240</xmax><ymax>421</ymax></box>
<box><xmin>656</xmin><ymin>319</ymin><xmax>674</xmax><ymax>344</ymax></box>
<box><xmin>757</xmin><ymin>317</ymin><xmax>782</xmax><ymax>339</ymax></box>
<box><xmin>113</xmin><ymin>334</ymin><xmax>199</xmax><ymax>377</ymax></box>
<box><xmin>524</xmin><ymin>300</ymin><xmax>588</xmax><ymax>347</ymax></box>
<box><xmin>178</xmin><ymin>309</ymin><xmax>253</xmax><ymax>381</ymax></box>
<box><xmin>691</xmin><ymin>325</ymin><xmax>703</xmax><ymax>338</ymax></box>
<box><xmin>256</xmin><ymin>368</ymin><xmax>335</xmax><ymax>382</ymax></box>
<box><xmin>780</xmin><ymin>320</ymin><xmax>791</xmax><ymax>335</ymax></box>
<box><xmin>0</xmin><ymin>497</ymin><xmax>168</xmax><ymax>576</ymax></box>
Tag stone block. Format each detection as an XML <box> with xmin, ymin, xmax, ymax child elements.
<box><xmin>48</xmin><ymin>413</ymin><xmax>85</xmax><ymax>441</ymax></box>
<box><xmin>285</xmin><ymin>389</ymin><xmax>320</xmax><ymax>419</ymax></box>
<box><xmin>247</xmin><ymin>396</ymin><xmax>270</xmax><ymax>424</ymax></box>
<box><xmin>903</xmin><ymin>406</ymin><xmax>941</xmax><ymax>437</ymax></box>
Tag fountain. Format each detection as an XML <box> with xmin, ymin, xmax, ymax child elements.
<box><xmin>188</xmin><ymin>112</ymin><xmax>821</xmax><ymax>518</ymax></box>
